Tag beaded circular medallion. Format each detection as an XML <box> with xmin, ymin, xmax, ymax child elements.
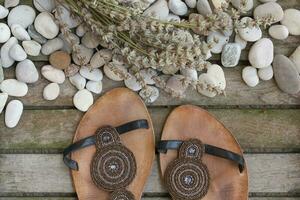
<box><xmin>91</xmin><ymin>126</ymin><xmax>137</xmax><ymax>191</ymax></box>
<box><xmin>110</xmin><ymin>189</ymin><xmax>135</xmax><ymax>200</ymax></box>
<box><xmin>164</xmin><ymin>139</ymin><xmax>210</xmax><ymax>200</ymax></box>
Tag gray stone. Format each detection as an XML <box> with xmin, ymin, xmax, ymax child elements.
<box><xmin>72</xmin><ymin>45</ymin><xmax>94</xmax><ymax>66</ymax></box>
<box><xmin>1</xmin><ymin>37</ymin><xmax>18</xmax><ymax>68</ymax></box>
<box><xmin>41</xmin><ymin>38</ymin><xmax>64</xmax><ymax>56</ymax></box>
<box><xmin>28</xmin><ymin>25</ymin><xmax>47</xmax><ymax>44</ymax></box>
<box><xmin>221</xmin><ymin>43</ymin><xmax>241</xmax><ymax>67</ymax></box>
<box><xmin>16</xmin><ymin>59</ymin><xmax>39</xmax><ymax>83</ymax></box>
<box><xmin>33</xmin><ymin>0</ymin><xmax>55</xmax><ymax>12</ymax></box>
<box><xmin>197</xmin><ymin>0</ymin><xmax>212</xmax><ymax>16</ymax></box>
<box><xmin>273</xmin><ymin>55</ymin><xmax>300</xmax><ymax>94</ymax></box>
<box><xmin>7</xmin><ymin>5</ymin><xmax>36</xmax><ymax>28</ymax></box>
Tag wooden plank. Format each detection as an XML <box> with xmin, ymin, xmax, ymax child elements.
<box><xmin>3</xmin><ymin>63</ymin><xmax>300</xmax><ymax>107</ymax></box>
<box><xmin>0</xmin><ymin>154</ymin><xmax>299</xmax><ymax>194</ymax></box>
<box><xmin>0</xmin><ymin>108</ymin><xmax>299</xmax><ymax>152</ymax></box>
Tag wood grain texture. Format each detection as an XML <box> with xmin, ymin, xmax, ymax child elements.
<box><xmin>3</xmin><ymin>63</ymin><xmax>300</xmax><ymax>107</ymax></box>
<box><xmin>0</xmin><ymin>154</ymin><xmax>299</xmax><ymax>194</ymax></box>
<box><xmin>0</xmin><ymin>108</ymin><xmax>299</xmax><ymax>152</ymax></box>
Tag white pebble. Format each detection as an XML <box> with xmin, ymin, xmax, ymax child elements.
<box><xmin>22</xmin><ymin>40</ymin><xmax>41</xmax><ymax>56</ymax></box>
<box><xmin>290</xmin><ymin>46</ymin><xmax>300</xmax><ymax>74</ymax></box>
<box><xmin>207</xmin><ymin>31</ymin><xmax>229</xmax><ymax>54</ymax></box>
<box><xmin>280</xmin><ymin>9</ymin><xmax>300</xmax><ymax>36</ymax></box>
<box><xmin>5</xmin><ymin>100</ymin><xmax>23</xmax><ymax>128</ymax></box>
<box><xmin>73</xmin><ymin>89</ymin><xmax>94</xmax><ymax>112</ymax></box>
<box><xmin>104</xmin><ymin>64</ymin><xmax>127</xmax><ymax>81</ymax></box>
<box><xmin>0</xmin><ymin>37</ymin><xmax>18</xmax><ymax>68</ymax></box>
<box><xmin>9</xmin><ymin>44</ymin><xmax>27</xmax><ymax>61</ymax></box>
<box><xmin>242</xmin><ymin>66</ymin><xmax>259</xmax><ymax>87</ymax></box>
<box><xmin>16</xmin><ymin>59</ymin><xmax>39</xmax><ymax>83</ymax></box>
<box><xmin>124</xmin><ymin>76</ymin><xmax>142</xmax><ymax>91</ymax></box>
<box><xmin>0</xmin><ymin>23</ymin><xmax>11</xmax><ymax>43</ymax></box>
<box><xmin>258</xmin><ymin>65</ymin><xmax>274</xmax><ymax>81</ymax></box>
<box><xmin>0</xmin><ymin>79</ymin><xmax>28</xmax><ymax>97</ymax></box>
<box><xmin>4</xmin><ymin>0</ymin><xmax>19</xmax><ymax>8</ymax></box>
<box><xmin>7</xmin><ymin>5</ymin><xmax>36</xmax><ymax>28</ymax></box>
<box><xmin>269</xmin><ymin>25</ymin><xmax>289</xmax><ymax>40</ymax></box>
<box><xmin>254</xmin><ymin>2</ymin><xmax>283</xmax><ymax>24</ymax></box>
<box><xmin>0</xmin><ymin>93</ymin><xmax>8</xmax><ymax>114</ymax></box>
<box><xmin>231</xmin><ymin>0</ymin><xmax>253</xmax><ymax>11</ymax></box>
<box><xmin>238</xmin><ymin>17</ymin><xmax>262</xmax><ymax>42</ymax></box>
<box><xmin>0</xmin><ymin>5</ymin><xmax>9</xmax><ymax>19</ymax></box>
<box><xmin>11</xmin><ymin>24</ymin><xmax>31</xmax><ymax>41</ymax></box>
<box><xmin>140</xmin><ymin>69</ymin><xmax>157</xmax><ymax>85</ymax></box>
<box><xmin>249</xmin><ymin>38</ymin><xmax>274</xmax><ymax>69</ymax></box>
<box><xmin>55</xmin><ymin>5</ymin><xmax>81</xmax><ymax>29</ymax></box>
<box><xmin>180</xmin><ymin>68</ymin><xmax>198</xmax><ymax>82</ymax></box>
<box><xmin>197</xmin><ymin>73</ymin><xmax>219</xmax><ymax>98</ymax></box>
<box><xmin>41</xmin><ymin>65</ymin><xmax>65</xmax><ymax>84</ymax></box>
<box><xmin>143</xmin><ymin>0</ymin><xmax>169</xmax><ymax>20</ymax></box>
<box><xmin>72</xmin><ymin>45</ymin><xmax>94</xmax><ymax>65</ymax></box>
<box><xmin>79</xmin><ymin>66</ymin><xmax>103</xmax><ymax>82</ymax></box>
<box><xmin>34</xmin><ymin>12</ymin><xmax>59</xmax><ymax>39</ymax></box>
<box><xmin>33</xmin><ymin>0</ymin><xmax>55</xmax><ymax>12</ymax></box>
<box><xmin>197</xmin><ymin>0</ymin><xmax>212</xmax><ymax>16</ymax></box>
<box><xmin>235</xmin><ymin>34</ymin><xmax>247</xmax><ymax>50</ymax></box>
<box><xmin>69</xmin><ymin>73</ymin><xmax>86</xmax><ymax>90</ymax></box>
<box><xmin>207</xmin><ymin>64</ymin><xmax>226</xmax><ymax>90</ymax></box>
<box><xmin>43</xmin><ymin>83</ymin><xmax>60</xmax><ymax>101</ymax></box>
<box><xmin>169</xmin><ymin>0</ymin><xmax>188</xmax><ymax>16</ymax></box>
<box><xmin>86</xmin><ymin>81</ymin><xmax>103</xmax><ymax>94</ymax></box>
<box><xmin>185</xmin><ymin>0</ymin><xmax>196</xmax><ymax>8</ymax></box>
<box><xmin>139</xmin><ymin>86</ymin><xmax>159</xmax><ymax>103</ymax></box>
<box><xmin>76</xmin><ymin>24</ymin><xmax>87</xmax><ymax>37</ymax></box>
<box><xmin>41</xmin><ymin>38</ymin><xmax>64</xmax><ymax>55</ymax></box>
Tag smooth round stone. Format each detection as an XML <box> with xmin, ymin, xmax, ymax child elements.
<box><xmin>0</xmin><ymin>5</ymin><xmax>9</xmax><ymax>19</ymax></box>
<box><xmin>41</xmin><ymin>38</ymin><xmax>64</xmax><ymax>56</ymax></box>
<box><xmin>140</xmin><ymin>69</ymin><xmax>157</xmax><ymax>85</ymax></box>
<box><xmin>290</xmin><ymin>46</ymin><xmax>300</xmax><ymax>74</ymax></box>
<box><xmin>166</xmin><ymin>75</ymin><xmax>187</xmax><ymax>96</ymax></box>
<box><xmin>90</xmin><ymin>50</ymin><xmax>112</xmax><ymax>69</ymax></box>
<box><xmin>185</xmin><ymin>0</ymin><xmax>196</xmax><ymax>8</ymax></box>
<box><xmin>72</xmin><ymin>45</ymin><xmax>94</xmax><ymax>65</ymax></box>
<box><xmin>143</xmin><ymin>0</ymin><xmax>169</xmax><ymax>20</ymax></box>
<box><xmin>139</xmin><ymin>86</ymin><xmax>159</xmax><ymax>103</ymax></box>
<box><xmin>207</xmin><ymin>64</ymin><xmax>226</xmax><ymax>90</ymax></box>
<box><xmin>64</xmin><ymin>64</ymin><xmax>80</xmax><ymax>77</ymax></box>
<box><xmin>79</xmin><ymin>66</ymin><xmax>103</xmax><ymax>82</ymax></box>
<box><xmin>86</xmin><ymin>81</ymin><xmax>103</xmax><ymax>94</ymax></box>
<box><xmin>124</xmin><ymin>76</ymin><xmax>142</xmax><ymax>91</ymax></box>
<box><xmin>76</xmin><ymin>24</ymin><xmax>87</xmax><ymax>37</ymax></box>
<box><xmin>41</xmin><ymin>65</ymin><xmax>66</xmax><ymax>84</ymax></box>
<box><xmin>207</xmin><ymin>31</ymin><xmax>229</xmax><ymax>54</ymax></box>
<box><xmin>33</xmin><ymin>0</ymin><xmax>55</xmax><ymax>12</ymax></box>
<box><xmin>22</xmin><ymin>40</ymin><xmax>41</xmax><ymax>56</ymax></box>
<box><xmin>16</xmin><ymin>59</ymin><xmax>39</xmax><ymax>83</ymax></box>
<box><xmin>28</xmin><ymin>25</ymin><xmax>47</xmax><ymax>44</ymax></box>
<box><xmin>166</xmin><ymin>13</ymin><xmax>181</xmax><ymax>21</ymax></box>
<box><xmin>34</xmin><ymin>12</ymin><xmax>59</xmax><ymax>39</ymax></box>
<box><xmin>69</xmin><ymin>73</ymin><xmax>86</xmax><ymax>90</ymax></box>
<box><xmin>235</xmin><ymin>34</ymin><xmax>247</xmax><ymax>50</ymax></box>
<box><xmin>5</xmin><ymin>100</ymin><xmax>23</xmax><ymax>128</ymax></box>
<box><xmin>73</xmin><ymin>89</ymin><xmax>94</xmax><ymax>112</ymax></box>
<box><xmin>231</xmin><ymin>0</ymin><xmax>253</xmax><ymax>11</ymax></box>
<box><xmin>197</xmin><ymin>0</ymin><xmax>212</xmax><ymax>16</ymax></box>
<box><xmin>0</xmin><ymin>23</ymin><xmax>11</xmax><ymax>43</ymax></box>
<box><xmin>55</xmin><ymin>5</ymin><xmax>81</xmax><ymax>28</ymax></box>
<box><xmin>273</xmin><ymin>55</ymin><xmax>300</xmax><ymax>94</ymax></box>
<box><xmin>82</xmin><ymin>32</ymin><xmax>100</xmax><ymax>49</ymax></box>
<box><xmin>0</xmin><ymin>93</ymin><xmax>8</xmax><ymax>114</ymax></box>
<box><xmin>4</xmin><ymin>0</ymin><xmax>19</xmax><ymax>8</ymax></box>
<box><xmin>49</xmin><ymin>51</ymin><xmax>71</xmax><ymax>70</ymax></box>
<box><xmin>11</xmin><ymin>24</ymin><xmax>30</xmax><ymax>41</ymax></box>
<box><xmin>58</xmin><ymin>33</ymin><xmax>80</xmax><ymax>54</ymax></box>
<box><xmin>254</xmin><ymin>2</ymin><xmax>283</xmax><ymax>23</ymax></box>
<box><xmin>258</xmin><ymin>65</ymin><xmax>273</xmax><ymax>81</ymax></box>
<box><xmin>104</xmin><ymin>64</ymin><xmax>128</xmax><ymax>81</ymax></box>
<box><xmin>7</xmin><ymin>5</ymin><xmax>36</xmax><ymax>28</ymax></box>
<box><xmin>1</xmin><ymin>37</ymin><xmax>18</xmax><ymax>68</ymax></box>
<box><xmin>0</xmin><ymin>79</ymin><xmax>28</xmax><ymax>97</ymax></box>
<box><xmin>197</xmin><ymin>73</ymin><xmax>218</xmax><ymax>98</ymax></box>
<box><xmin>249</xmin><ymin>38</ymin><xmax>274</xmax><ymax>69</ymax></box>
<box><xmin>180</xmin><ymin>68</ymin><xmax>198</xmax><ymax>82</ymax></box>
<box><xmin>221</xmin><ymin>43</ymin><xmax>241</xmax><ymax>67</ymax></box>
<box><xmin>280</xmin><ymin>9</ymin><xmax>300</xmax><ymax>36</ymax></box>
<box><xmin>9</xmin><ymin>44</ymin><xmax>27</xmax><ymax>61</ymax></box>
<box><xmin>268</xmin><ymin>25</ymin><xmax>289</xmax><ymax>40</ymax></box>
<box><xmin>238</xmin><ymin>17</ymin><xmax>262</xmax><ymax>42</ymax></box>
<box><xmin>43</xmin><ymin>83</ymin><xmax>60</xmax><ymax>101</ymax></box>
<box><xmin>169</xmin><ymin>0</ymin><xmax>188</xmax><ymax>16</ymax></box>
<box><xmin>242</xmin><ymin>66</ymin><xmax>259</xmax><ymax>87</ymax></box>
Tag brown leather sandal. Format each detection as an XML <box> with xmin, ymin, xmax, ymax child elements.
<box><xmin>157</xmin><ymin>105</ymin><xmax>248</xmax><ymax>200</ymax></box>
<box><xmin>63</xmin><ymin>88</ymin><xmax>155</xmax><ymax>200</ymax></box>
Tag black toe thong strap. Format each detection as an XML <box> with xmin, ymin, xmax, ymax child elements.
<box><xmin>63</xmin><ymin>119</ymin><xmax>149</xmax><ymax>170</ymax></box>
<box><xmin>157</xmin><ymin>140</ymin><xmax>245</xmax><ymax>173</ymax></box>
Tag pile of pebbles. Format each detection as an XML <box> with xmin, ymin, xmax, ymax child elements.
<box><xmin>0</xmin><ymin>0</ymin><xmax>300</xmax><ymax>129</ymax></box>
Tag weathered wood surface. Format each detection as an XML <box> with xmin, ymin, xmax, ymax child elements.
<box><xmin>0</xmin><ymin>154</ymin><xmax>299</xmax><ymax>194</ymax></box>
<box><xmin>3</xmin><ymin>63</ymin><xmax>300</xmax><ymax>107</ymax></box>
<box><xmin>0</xmin><ymin>108</ymin><xmax>299</xmax><ymax>152</ymax></box>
